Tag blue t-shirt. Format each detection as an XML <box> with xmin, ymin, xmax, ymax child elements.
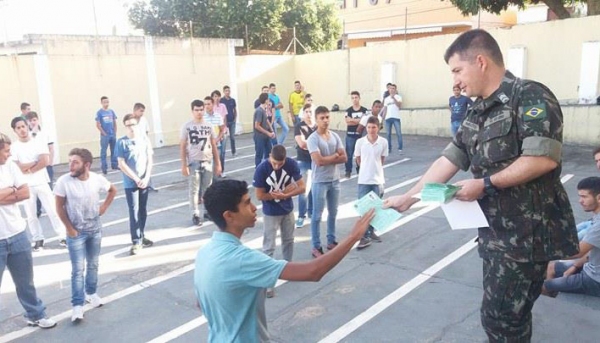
<box><xmin>221</xmin><ymin>96</ymin><xmax>237</xmax><ymax>123</ymax></box>
<box><xmin>268</xmin><ymin>93</ymin><xmax>282</xmax><ymax>118</ymax></box>
<box><xmin>253</xmin><ymin>157</ymin><xmax>301</xmax><ymax>216</ymax></box>
<box><xmin>194</xmin><ymin>232</ymin><xmax>287</xmax><ymax>343</ymax></box>
<box><xmin>95</xmin><ymin>108</ymin><xmax>117</xmax><ymax>136</ymax></box>
<box><xmin>115</xmin><ymin>135</ymin><xmax>152</xmax><ymax>189</ymax></box>
<box><xmin>449</xmin><ymin>95</ymin><xmax>473</xmax><ymax>122</ymax></box>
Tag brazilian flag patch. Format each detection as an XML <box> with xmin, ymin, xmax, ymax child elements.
<box><xmin>523</xmin><ymin>103</ymin><xmax>546</xmax><ymax>121</ymax></box>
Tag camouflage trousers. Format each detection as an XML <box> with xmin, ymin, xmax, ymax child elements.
<box><xmin>481</xmin><ymin>258</ymin><xmax>548</xmax><ymax>343</ymax></box>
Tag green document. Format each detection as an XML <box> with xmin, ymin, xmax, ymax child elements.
<box><xmin>354</xmin><ymin>191</ymin><xmax>403</xmax><ymax>232</ymax></box>
<box><xmin>421</xmin><ymin>183</ymin><xmax>462</xmax><ymax>203</ymax></box>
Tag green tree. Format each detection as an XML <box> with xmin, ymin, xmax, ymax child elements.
<box><xmin>447</xmin><ymin>0</ymin><xmax>598</xmax><ymax>20</ymax></box>
<box><xmin>128</xmin><ymin>0</ymin><xmax>342</xmax><ymax>53</ymax></box>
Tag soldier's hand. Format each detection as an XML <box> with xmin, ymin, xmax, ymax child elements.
<box><xmin>351</xmin><ymin>209</ymin><xmax>375</xmax><ymax>240</ymax></box>
<box><xmin>454</xmin><ymin>179</ymin><xmax>484</xmax><ymax>201</ymax></box>
<box><xmin>383</xmin><ymin>194</ymin><xmax>418</xmax><ymax>212</ymax></box>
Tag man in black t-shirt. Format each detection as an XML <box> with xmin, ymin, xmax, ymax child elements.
<box><xmin>344</xmin><ymin>91</ymin><xmax>367</xmax><ymax>178</ymax></box>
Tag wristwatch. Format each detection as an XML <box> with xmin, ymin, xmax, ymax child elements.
<box><xmin>483</xmin><ymin>176</ymin><xmax>498</xmax><ymax>196</ymax></box>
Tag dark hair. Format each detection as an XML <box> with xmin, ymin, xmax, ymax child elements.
<box><xmin>20</xmin><ymin>102</ymin><xmax>30</xmax><ymax>111</ymax></box>
<box><xmin>302</xmin><ymin>103</ymin><xmax>312</xmax><ymax>111</ymax></box>
<box><xmin>261</xmin><ymin>85</ymin><xmax>268</xmax><ymax>90</ymax></box>
<box><xmin>577</xmin><ymin>177</ymin><xmax>600</xmax><ymax>197</ymax></box>
<box><xmin>372</xmin><ymin>100</ymin><xmax>382</xmax><ymax>106</ymax></box>
<box><xmin>101</xmin><ymin>96</ymin><xmax>108</xmax><ymax>102</ymax></box>
<box><xmin>191</xmin><ymin>99</ymin><xmax>204</xmax><ymax>110</ymax></box>
<box><xmin>25</xmin><ymin>111</ymin><xmax>39</xmax><ymax>120</ymax></box>
<box><xmin>294</xmin><ymin>80</ymin><xmax>300</xmax><ymax>84</ymax></box>
<box><xmin>305</xmin><ymin>93</ymin><xmax>312</xmax><ymax>99</ymax></box>
<box><xmin>351</xmin><ymin>91</ymin><xmax>360</xmax><ymax>97</ymax></box>
<box><xmin>134</xmin><ymin>103</ymin><xmax>145</xmax><ymax>111</ymax></box>
<box><xmin>444</xmin><ymin>29</ymin><xmax>504</xmax><ymax>67</ymax></box>
<box><xmin>223</xmin><ymin>85</ymin><xmax>230</xmax><ymax>90</ymax></box>
<box><xmin>258</xmin><ymin>93</ymin><xmax>269</xmax><ymax>104</ymax></box>
<box><xmin>593</xmin><ymin>147</ymin><xmax>600</xmax><ymax>156</ymax></box>
<box><xmin>315</xmin><ymin>106</ymin><xmax>329</xmax><ymax>116</ymax></box>
<box><xmin>204</xmin><ymin>96</ymin><xmax>213</xmax><ymax>103</ymax></box>
<box><xmin>69</xmin><ymin>148</ymin><xmax>93</xmax><ymax>166</ymax></box>
<box><xmin>211</xmin><ymin>90</ymin><xmax>221</xmax><ymax>98</ymax></box>
<box><xmin>271</xmin><ymin>145</ymin><xmax>287</xmax><ymax>161</ymax></box>
<box><xmin>367</xmin><ymin>116</ymin><xmax>380</xmax><ymax>127</ymax></box>
<box><xmin>11</xmin><ymin>116</ymin><xmax>27</xmax><ymax>129</ymax></box>
<box><xmin>386</xmin><ymin>83</ymin><xmax>392</xmax><ymax>86</ymax></box>
<box><xmin>269</xmin><ymin>83</ymin><xmax>276</xmax><ymax>88</ymax></box>
<box><xmin>204</xmin><ymin>179</ymin><xmax>249</xmax><ymax>230</ymax></box>
<box><xmin>390</xmin><ymin>84</ymin><xmax>397</xmax><ymax>89</ymax></box>
<box><xmin>0</xmin><ymin>132</ymin><xmax>11</xmax><ymax>149</ymax></box>
<box><xmin>123</xmin><ymin>113</ymin><xmax>136</xmax><ymax>124</ymax></box>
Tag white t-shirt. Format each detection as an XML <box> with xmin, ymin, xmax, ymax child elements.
<box><xmin>0</xmin><ymin>162</ymin><xmax>27</xmax><ymax>239</ymax></box>
<box><xmin>10</xmin><ymin>139</ymin><xmax>50</xmax><ymax>186</ymax></box>
<box><xmin>138</xmin><ymin>116</ymin><xmax>150</xmax><ymax>136</ymax></box>
<box><xmin>354</xmin><ymin>135</ymin><xmax>388</xmax><ymax>185</ymax></box>
<box><xmin>54</xmin><ymin>172</ymin><xmax>111</xmax><ymax>232</ymax></box>
<box><xmin>384</xmin><ymin>94</ymin><xmax>403</xmax><ymax>120</ymax></box>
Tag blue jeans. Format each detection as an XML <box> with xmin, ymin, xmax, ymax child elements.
<box><xmin>219</xmin><ymin>139</ymin><xmax>227</xmax><ymax>173</ymax></box>
<box><xmin>544</xmin><ymin>261</ymin><xmax>600</xmax><ymax>297</ymax></box>
<box><xmin>358</xmin><ymin>184</ymin><xmax>384</xmax><ymax>239</ymax></box>
<box><xmin>100</xmin><ymin>134</ymin><xmax>117</xmax><ymax>172</ymax></box>
<box><xmin>254</xmin><ymin>135</ymin><xmax>272</xmax><ymax>167</ymax></box>
<box><xmin>297</xmin><ymin>160</ymin><xmax>313</xmax><ymax>219</ymax></box>
<box><xmin>345</xmin><ymin>135</ymin><xmax>359</xmax><ymax>174</ymax></box>
<box><xmin>227</xmin><ymin>121</ymin><xmax>236</xmax><ymax>155</ymax></box>
<box><xmin>451</xmin><ymin>120</ymin><xmax>461</xmax><ymax>136</ymax></box>
<box><xmin>272</xmin><ymin>116</ymin><xmax>289</xmax><ymax>145</ymax></box>
<box><xmin>0</xmin><ymin>231</ymin><xmax>47</xmax><ymax>321</ymax></box>
<box><xmin>67</xmin><ymin>230</ymin><xmax>102</xmax><ymax>306</ymax></box>
<box><xmin>310</xmin><ymin>180</ymin><xmax>340</xmax><ymax>249</ymax></box>
<box><xmin>125</xmin><ymin>187</ymin><xmax>149</xmax><ymax>245</ymax></box>
<box><xmin>385</xmin><ymin>118</ymin><xmax>402</xmax><ymax>151</ymax></box>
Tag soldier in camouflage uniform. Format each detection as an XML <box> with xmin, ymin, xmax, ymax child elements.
<box><xmin>384</xmin><ymin>29</ymin><xmax>579</xmax><ymax>342</ymax></box>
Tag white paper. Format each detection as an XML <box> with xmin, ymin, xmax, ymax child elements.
<box><xmin>440</xmin><ymin>199</ymin><xmax>489</xmax><ymax>230</ymax></box>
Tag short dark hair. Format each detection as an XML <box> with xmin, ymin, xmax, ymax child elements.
<box><xmin>191</xmin><ymin>99</ymin><xmax>204</xmax><ymax>110</ymax></box>
<box><xmin>367</xmin><ymin>116</ymin><xmax>380</xmax><ymax>127</ymax></box>
<box><xmin>123</xmin><ymin>113</ymin><xmax>136</xmax><ymax>124</ymax></box>
<box><xmin>25</xmin><ymin>111</ymin><xmax>39</xmax><ymax>120</ymax></box>
<box><xmin>390</xmin><ymin>84</ymin><xmax>397</xmax><ymax>89</ymax></box>
<box><xmin>11</xmin><ymin>116</ymin><xmax>27</xmax><ymax>129</ymax></box>
<box><xmin>101</xmin><ymin>96</ymin><xmax>108</xmax><ymax>102</ymax></box>
<box><xmin>258</xmin><ymin>93</ymin><xmax>269</xmax><ymax>104</ymax></box>
<box><xmin>269</xmin><ymin>83</ymin><xmax>276</xmax><ymax>88</ymax></box>
<box><xmin>294</xmin><ymin>80</ymin><xmax>300</xmax><ymax>84</ymax></box>
<box><xmin>271</xmin><ymin>145</ymin><xmax>287</xmax><ymax>161</ymax></box>
<box><xmin>134</xmin><ymin>103</ymin><xmax>145</xmax><ymax>111</ymax></box>
<box><xmin>444</xmin><ymin>29</ymin><xmax>504</xmax><ymax>67</ymax></box>
<box><xmin>20</xmin><ymin>102</ymin><xmax>30</xmax><ymax>111</ymax></box>
<box><xmin>223</xmin><ymin>85</ymin><xmax>230</xmax><ymax>91</ymax></box>
<box><xmin>261</xmin><ymin>85</ymin><xmax>268</xmax><ymax>90</ymax></box>
<box><xmin>204</xmin><ymin>96</ymin><xmax>213</xmax><ymax>103</ymax></box>
<box><xmin>302</xmin><ymin>103</ymin><xmax>312</xmax><ymax>111</ymax></box>
<box><xmin>69</xmin><ymin>148</ymin><xmax>93</xmax><ymax>166</ymax></box>
<box><xmin>372</xmin><ymin>100</ymin><xmax>382</xmax><ymax>106</ymax></box>
<box><xmin>386</xmin><ymin>83</ymin><xmax>392</xmax><ymax>86</ymax></box>
<box><xmin>593</xmin><ymin>147</ymin><xmax>600</xmax><ymax>156</ymax></box>
<box><xmin>315</xmin><ymin>106</ymin><xmax>329</xmax><ymax>117</ymax></box>
<box><xmin>305</xmin><ymin>93</ymin><xmax>312</xmax><ymax>99</ymax></box>
<box><xmin>0</xmin><ymin>132</ymin><xmax>11</xmax><ymax>149</ymax></box>
<box><xmin>577</xmin><ymin>177</ymin><xmax>600</xmax><ymax>197</ymax></box>
<box><xmin>204</xmin><ymin>179</ymin><xmax>249</xmax><ymax>230</ymax></box>
<box><xmin>351</xmin><ymin>91</ymin><xmax>360</xmax><ymax>97</ymax></box>
<box><xmin>211</xmin><ymin>90</ymin><xmax>221</xmax><ymax>98</ymax></box>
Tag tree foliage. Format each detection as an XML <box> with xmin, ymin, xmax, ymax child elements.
<box><xmin>128</xmin><ymin>0</ymin><xmax>342</xmax><ymax>53</ymax></box>
<box><xmin>447</xmin><ymin>0</ymin><xmax>596</xmax><ymax>19</ymax></box>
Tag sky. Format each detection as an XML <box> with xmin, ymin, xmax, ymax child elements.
<box><xmin>0</xmin><ymin>0</ymin><xmax>138</xmax><ymax>44</ymax></box>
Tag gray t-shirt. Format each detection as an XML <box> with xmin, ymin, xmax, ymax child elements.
<box><xmin>180</xmin><ymin>120</ymin><xmax>215</xmax><ymax>162</ymax></box>
<box><xmin>583</xmin><ymin>213</ymin><xmax>600</xmax><ymax>283</ymax></box>
<box><xmin>253</xmin><ymin>107</ymin><xmax>271</xmax><ymax>139</ymax></box>
<box><xmin>54</xmin><ymin>172</ymin><xmax>111</xmax><ymax>232</ymax></box>
<box><xmin>307</xmin><ymin>130</ymin><xmax>343</xmax><ymax>183</ymax></box>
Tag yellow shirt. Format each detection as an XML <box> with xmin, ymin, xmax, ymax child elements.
<box><xmin>289</xmin><ymin>91</ymin><xmax>305</xmax><ymax>115</ymax></box>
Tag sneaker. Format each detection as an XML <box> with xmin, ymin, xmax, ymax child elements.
<box><xmin>27</xmin><ymin>317</ymin><xmax>57</xmax><ymax>329</ymax></box>
<box><xmin>102</xmin><ymin>170</ymin><xmax>108</xmax><ymax>175</ymax></box>
<box><xmin>326</xmin><ymin>242</ymin><xmax>338</xmax><ymax>251</ymax></box>
<box><xmin>59</xmin><ymin>238</ymin><xmax>67</xmax><ymax>247</ymax></box>
<box><xmin>32</xmin><ymin>240</ymin><xmax>44</xmax><ymax>252</ymax></box>
<box><xmin>192</xmin><ymin>214</ymin><xmax>202</xmax><ymax>226</ymax></box>
<box><xmin>130</xmin><ymin>244</ymin><xmax>142</xmax><ymax>255</ymax></box>
<box><xmin>266</xmin><ymin>288</ymin><xmax>275</xmax><ymax>298</ymax></box>
<box><xmin>357</xmin><ymin>237</ymin><xmax>372</xmax><ymax>250</ymax></box>
<box><xmin>398</xmin><ymin>149</ymin><xmax>403</xmax><ymax>155</ymax></box>
<box><xmin>142</xmin><ymin>237</ymin><xmax>154</xmax><ymax>248</ymax></box>
<box><xmin>344</xmin><ymin>172</ymin><xmax>351</xmax><ymax>179</ymax></box>
<box><xmin>85</xmin><ymin>293</ymin><xmax>103</xmax><ymax>308</ymax></box>
<box><xmin>295</xmin><ymin>217</ymin><xmax>305</xmax><ymax>228</ymax></box>
<box><xmin>370</xmin><ymin>231</ymin><xmax>382</xmax><ymax>242</ymax></box>
<box><xmin>311</xmin><ymin>247</ymin><xmax>324</xmax><ymax>258</ymax></box>
<box><xmin>71</xmin><ymin>306</ymin><xmax>84</xmax><ymax>322</ymax></box>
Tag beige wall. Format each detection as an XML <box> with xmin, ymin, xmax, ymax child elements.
<box><xmin>0</xmin><ymin>55</ymin><xmax>39</xmax><ymax>130</ymax></box>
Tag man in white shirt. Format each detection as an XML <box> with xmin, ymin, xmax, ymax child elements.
<box><xmin>382</xmin><ymin>84</ymin><xmax>403</xmax><ymax>154</ymax></box>
<box><xmin>10</xmin><ymin>117</ymin><xmax>66</xmax><ymax>251</ymax></box>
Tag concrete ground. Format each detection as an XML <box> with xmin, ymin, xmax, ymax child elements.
<box><xmin>0</xmin><ymin>132</ymin><xmax>598</xmax><ymax>343</ymax></box>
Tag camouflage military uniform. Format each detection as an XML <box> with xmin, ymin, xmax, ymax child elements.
<box><xmin>442</xmin><ymin>71</ymin><xmax>579</xmax><ymax>342</ymax></box>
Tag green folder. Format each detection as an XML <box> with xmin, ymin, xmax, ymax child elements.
<box><xmin>421</xmin><ymin>183</ymin><xmax>462</xmax><ymax>203</ymax></box>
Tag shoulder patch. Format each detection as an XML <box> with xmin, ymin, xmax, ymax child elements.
<box><xmin>523</xmin><ymin>103</ymin><xmax>546</xmax><ymax>122</ymax></box>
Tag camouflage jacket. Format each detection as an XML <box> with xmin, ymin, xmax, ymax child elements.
<box><xmin>442</xmin><ymin>71</ymin><xmax>579</xmax><ymax>262</ymax></box>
